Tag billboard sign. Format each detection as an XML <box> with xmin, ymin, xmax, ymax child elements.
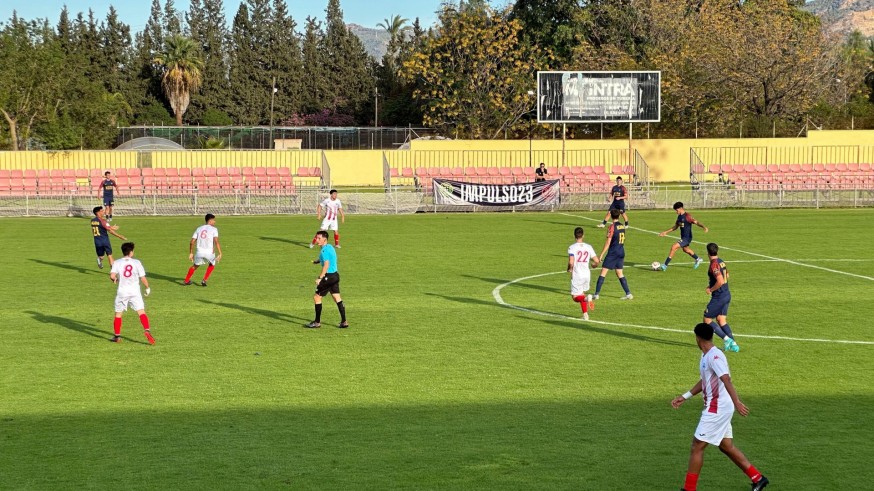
<box><xmin>537</xmin><ymin>71</ymin><xmax>661</xmax><ymax>123</ymax></box>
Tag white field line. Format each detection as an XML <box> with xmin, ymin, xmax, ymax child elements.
<box><xmin>558</xmin><ymin>213</ymin><xmax>874</xmax><ymax>282</ymax></box>
<box><xmin>492</xmin><ymin>271</ymin><xmax>874</xmax><ymax>346</ymax></box>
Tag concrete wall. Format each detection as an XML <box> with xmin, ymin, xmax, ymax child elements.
<box><xmin>2</xmin><ymin>130</ymin><xmax>874</xmax><ymax>185</ymax></box>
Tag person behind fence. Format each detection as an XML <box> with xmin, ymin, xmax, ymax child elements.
<box><xmin>535</xmin><ymin>163</ymin><xmax>548</xmax><ymax>182</ymax></box>
<box><xmin>598</xmin><ymin>177</ymin><xmax>629</xmax><ymax>227</ymax></box>
<box><xmin>96</xmin><ymin>171</ymin><xmax>119</xmax><ymax>221</ymax></box>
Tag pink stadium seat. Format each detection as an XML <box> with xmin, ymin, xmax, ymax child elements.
<box><xmin>141</xmin><ymin>168</ymin><xmax>154</xmax><ymax>177</ymax></box>
<box><xmin>114</xmin><ymin>168</ymin><xmax>127</xmax><ymax>178</ymax></box>
<box><xmin>22</xmin><ymin>169</ymin><xmax>35</xmax><ymax>179</ymax></box>
<box><xmin>276</xmin><ymin>167</ymin><xmax>290</xmax><ymax>178</ymax></box>
<box><xmin>127</xmin><ymin>168</ymin><xmax>142</xmax><ymax>178</ymax></box>
<box><xmin>389</xmin><ymin>168</ymin><xmax>399</xmax><ymax>178</ymax></box>
<box><xmin>178</xmin><ymin>168</ymin><xmax>192</xmax><ymax>178</ymax></box>
<box><xmin>228</xmin><ymin>167</ymin><xmax>241</xmax><ymax>177</ymax></box>
<box><xmin>800</xmin><ymin>163</ymin><xmax>813</xmax><ymax>173</ymax></box>
<box><xmin>439</xmin><ymin>166</ymin><xmax>451</xmax><ymax>177</ymax></box>
<box><xmin>216</xmin><ymin>167</ymin><xmax>229</xmax><ymax>178</ymax></box>
<box><xmin>0</xmin><ymin>170</ymin><xmax>9</xmax><ymax>178</ymax></box>
<box><xmin>581</xmin><ymin>166</ymin><xmax>594</xmax><ymax>175</ymax></box>
<box><xmin>558</xmin><ymin>166</ymin><xmax>571</xmax><ymax>176</ymax></box>
<box><xmin>813</xmin><ymin>163</ymin><xmax>825</xmax><ymax>173</ymax></box>
<box><xmin>205</xmin><ymin>167</ymin><xmax>218</xmax><ymax>177</ymax></box>
<box><xmin>298</xmin><ymin>167</ymin><xmax>311</xmax><ymax>177</ymax></box>
<box><xmin>824</xmin><ymin>163</ymin><xmax>836</xmax><ymax>172</ymax></box>
<box><xmin>193</xmin><ymin>167</ymin><xmax>205</xmax><ymax>178</ymax></box>
<box><xmin>708</xmin><ymin>164</ymin><xmax>721</xmax><ymax>174</ymax></box>
<box><xmin>0</xmin><ymin>178</ymin><xmax>11</xmax><ymax>195</ymax></box>
<box><xmin>401</xmin><ymin>168</ymin><xmax>414</xmax><ymax>178</ymax></box>
<box><xmin>499</xmin><ymin>167</ymin><xmax>512</xmax><ymax>180</ymax></box>
<box><xmin>848</xmin><ymin>163</ymin><xmax>860</xmax><ymax>173</ymax></box>
<box><xmin>766</xmin><ymin>164</ymin><xmax>778</xmax><ymax>173</ymax></box>
<box><xmin>473</xmin><ymin>167</ymin><xmax>487</xmax><ymax>177</ymax></box>
<box><xmin>9</xmin><ymin>170</ymin><xmax>23</xmax><ymax>179</ymax></box>
<box><xmin>242</xmin><ymin>166</ymin><xmax>254</xmax><ymax>177</ymax></box>
<box><xmin>570</xmin><ymin>166</ymin><xmax>583</xmax><ymax>175</ymax></box>
<box><xmin>836</xmin><ymin>163</ymin><xmax>848</xmax><ymax>173</ymax></box>
<box><xmin>859</xmin><ymin>163</ymin><xmax>872</xmax><ymax>172</ymax></box>
<box><xmin>511</xmin><ymin>167</ymin><xmax>525</xmax><ymax>178</ymax></box>
<box><xmin>153</xmin><ymin>168</ymin><xmax>166</xmax><ymax>178</ymax></box>
<box><xmin>415</xmin><ymin>167</ymin><xmax>427</xmax><ymax>178</ymax></box>
<box><xmin>163</xmin><ymin>168</ymin><xmax>178</xmax><ymax>178</ymax></box>
<box><xmin>611</xmin><ymin>165</ymin><xmax>625</xmax><ymax>175</ymax></box>
<box><xmin>311</xmin><ymin>167</ymin><xmax>321</xmax><ymax>177</ymax></box>
<box><xmin>789</xmin><ymin>164</ymin><xmax>802</xmax><ymax>173</ymax></box>
<box><xmin>753</xmin><ymin>165</ymin><xmax>766</xmax><ymax>173</ymax></box>
<box><xmin>487</xmin><ymin>167</ymin><xmax>500</xmax><ymax>177</ymax></box>
<box><xmin>451</xmin><ymin>167</ymin><xmax>463</xmax><ymax>177</ymax></box>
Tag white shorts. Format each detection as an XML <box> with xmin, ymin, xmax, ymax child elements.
<box><xmin>115</xmin><ymin>294</ymin><xmax>145</xmax><ymax>312</ymax></box>
<box><xmin>194</xmin><ymin>252</ymin><xmax>216</xmax><ymax>266</ymax></box>
<box><xmin>571</xmin><ymin>274</ymin><xmax>591</xmax><ymax>296</ymax></box>
<box><xmin>320</xmin><ymin>219</ymin><xmax>339</xmax><ymax>231</ymax></box>
<box><xmin>694</xmin><ymin>410</ymin><xmax>734</xmax><ymax>446</ymax></box>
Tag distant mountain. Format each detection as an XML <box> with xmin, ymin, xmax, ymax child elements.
<box><xmin>349</xmin><ymin>24</ymin><xmax>390</xmax><ymax>60</ymax></box>
<box><xmin>806</xmin><ymin>0</ymin><xmax>874</xmax><ymax>36</ymax></box>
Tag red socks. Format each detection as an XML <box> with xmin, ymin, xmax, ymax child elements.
<box><xmin>204</xmin><ymin>265</ymin><xmax>215</xmax><ymax>281</ymax></box>
<box><xmin>311</xmin><ymin>234</ymin><xmax>319</xmax><ymax>245</ymax></box>
<box><xmin>139</xmin><ymin>314</ymin><xmax>150</xmax><ymax>330</ymax></box>
<box><xmin>573</xmin><ymin>296</ymin><xmax>588</xmax><ymax>313</ymax></box>
<box><xmin>684</xmin><ymin>473</ymin><xmax>699</xmax><ymax>491</ymax></box>
<box><xmin>334</xmin><ymin>233</ymin><xmax>340</xmax><ymax>246</ymax></box>
<box><xmin>745</xmin><ymin>465</ymin><xmax>762</xmax><ymax>483</ymax></box>
<box><xmin>185</xmin><ymin>266</ymin><xmax>196</xmax><ymax>282</ymax></box>
<box><xmin>113</xmin><ymin>317</ymin><xmax>122</xmax><ymax>335</ymax></box>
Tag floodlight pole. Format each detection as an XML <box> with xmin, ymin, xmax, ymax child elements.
<box><xmin>562</xmin><ymin>124</ymin><xmax>566</xmax><ymax>166</ymax></box>
<box><xmin>270</xmin><ymin>76</ymin><xmax>277</xmax><ymax>149</ymax></box>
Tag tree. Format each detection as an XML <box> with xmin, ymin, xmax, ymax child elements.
<box><xmin>300</xmin><ymin>16</ymin><xmax>327</xmax><ymax>114</ymax></box>
<box><xmin>269</xmin><ymin>0</ymin><xmax>303</xmax><ymax>124</ymax></box>
<box><xmin>187</xmin><ymin>0</ymin><xmax>231</xmax><ymax>122</ymax></box>
<box><xmin>153</xmin><ymin>34</ymin><xmax>204</xmax><ymax>125</ymax></box>
<box><xmin>509</xmin><ymin>0</ymin><xmax>582</xmax><ymax>63</ymax></box>
<box><xmin>322</xmin><ymin>0</ymin><xmax>375</xmax><ymax>121</ymax></box>
<box><xmin>402</xmin><ymin>5</ymin><xmax>547</xmax><ymax>138</ymax></box>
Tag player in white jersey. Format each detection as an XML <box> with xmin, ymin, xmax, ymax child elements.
<box><xmin>109</xmin><ymin>242</ymin><xmax>154</xmax><ymax>345</ymax></box>
<box><xmin>310</xmin><ymin>189</ymin><xmax>345</xmax><ymax>248</ymax></box>
<box><xmin>566</xmin><ymin>227</ymin><xmax>600</xmax><ymax>320</ymax></box>
<box><xmin>671</xmin><ymin>323</ymin><xmax>769</xmax><ymax>491</ymax></box>
<box><xmin>184</xmin><ymin>213</ymin><xmax>223</xmax><ymax>286</ymax></box>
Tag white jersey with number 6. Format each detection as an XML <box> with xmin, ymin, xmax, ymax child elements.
<box><xmin>568</xmin><ymin>242</ymin><xmax>596</xmax><ymax>294</ymax></box>
<box><xmin>193</xmin><ymin>224</ymin><xmax>219</xmax><ymax>254</ymax></box>
<box><xmin>112</xmin><ymin>257</ymin><xmax>146</xmax><ymax>297</ymax></box>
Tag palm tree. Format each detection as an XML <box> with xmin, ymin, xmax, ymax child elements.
<box><xmin>153</xmin><ymin>34</ymin><xmax>203</xmax><ymax>126</ymax></box>
<box><xmin>377</xmin><ymin>14</ymin><xmax>409</xmax><ymax>47</ymax></box>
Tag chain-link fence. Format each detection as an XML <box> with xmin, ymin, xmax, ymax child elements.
<box><xmin>116</xmin><ymin>126</ymin><xmax>440</xmax><ymax>150</ymax></box>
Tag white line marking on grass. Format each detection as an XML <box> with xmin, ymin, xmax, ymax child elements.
<box><xmin>558</xmin><ymin>213</ymin><xmax>874</xmax><ymax>282</ymax></box>
<box><xmin>492</xmin><ymin>271</ymin><xmax>874</xmax><ymax>345</ymax></box>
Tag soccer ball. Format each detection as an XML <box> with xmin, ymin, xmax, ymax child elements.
<box><xmin>651</xmin><ymin>261</ymin><xmax>661</xmax><ymax>270</ymax></box>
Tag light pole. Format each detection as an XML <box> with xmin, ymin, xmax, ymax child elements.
<box><xmin>269</xmin><ymin>76</ymin><xmax>278</xmax><ymax>149</ymax></box>
<box><xmin>374</xmin><ymin>86</ymin><xmax>379</xmax><ymax>128</ymax></box>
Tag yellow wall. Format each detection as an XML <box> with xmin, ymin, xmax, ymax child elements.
<box><xmin>3</xmin><ymin>130</ymin><xmax>874</xmax><ymax>185</ymax></box>
<box><xmin>322</xmin><ymin>150</ymin><xmax>384</xmax><ymax>186</ymax></box>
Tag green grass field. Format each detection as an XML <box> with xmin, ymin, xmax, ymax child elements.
<box><xmin>2</xmin><ymin>209</ymin><xmax>873</xmax><ymax>490</ymax></box>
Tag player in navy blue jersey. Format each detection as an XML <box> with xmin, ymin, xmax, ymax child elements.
<box><xmin>598</xmin><ymin>176</ymin><xmax>629</xmax><ymax>227</ymax></box>
<box><xmin>593</xmin><ymin>208</ymin><xmax>632</xmax><ymax>300</ymax></box>
<box><xmin>658</xmin><ymin>201</ymin><xmax>708</xmax><ymax>271</ymax></box>
<box><xmin>90</xmin><ymin>206</ymin><xmax>126</xmax><ymax>269</ymax></box>
<box><xmin>704</xmin><ymin>243</ymin><xmax>739</xmax><ymax>352</ymax></box>
<box><xmin>96</xmin><ymin>171</ymin><xmax>119</xmax><ymax>221</ymax></box>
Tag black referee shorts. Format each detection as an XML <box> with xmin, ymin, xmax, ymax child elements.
<box><xmin>315</xmin><ymin>272</ymin><xmax>340</xmax><ymax>296</ymax></box>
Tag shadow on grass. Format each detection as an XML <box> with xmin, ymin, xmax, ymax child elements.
<box><xmin>538</xmin><ymin>318</ymin><xmax>691</xmax><ymax>348</ymax></box>
<box><xmin>460</xmin><ymin>274</ymin><xmax>565</xmax><ymax>295</ymax></box>
<box><xmin>26</xmin><ymin>310</ymin><xmax>149</xmax><ymax>345</ymax></box>
<box><xmin>260</xmin><ymin>236</ymin><xmax>312</xmax><ymax>249</ymax></box>
<box><xmin>29</xmin><ymin>258</ymin><xmax>101</xmax><ymax>276</ymax></box>
<box><xmin>1</xmin><ymin>396</ymin><xmax>869</xmax><ymax>489</ymax></box>
<box><xmin>146</xmin><ymin>270</ymin><xmax>184</xmax><ymax>286</ymax></box>
<box><xmin>199</xmin><ymin>299</ymin><xmax>312</xmax><ymax>325</ymax></box>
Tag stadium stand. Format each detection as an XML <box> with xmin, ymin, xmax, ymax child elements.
<box><xmin>396</xmin><ymin>164</ymin><xmax>617</xmax><ymax>193</ymax></box>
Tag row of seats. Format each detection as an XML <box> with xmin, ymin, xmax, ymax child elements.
<box><xmin>0</xmin><ymin>167</ymin><xmax>322</xmax><ymax>195</ymax></box>
<box><xmin>698</xmin><ymin>163</ymin><xmax>874</xmax><ymax>175</ymax></box>
<box><xmin>692</xmin><ymin>162</ymin><xmax>874</xmax><ymax>190</ymax></box>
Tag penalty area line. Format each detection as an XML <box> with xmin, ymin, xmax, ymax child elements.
<box><xmin>558</xmin><ymin>212</ymin><xmax>874</xmax><ymax>282</ymax></box>
<box><xmin>492</xmin><ymin>271</ymin><xmax>874</xmax><ymax>346</ymax></box>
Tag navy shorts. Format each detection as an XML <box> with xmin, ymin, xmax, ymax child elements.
<box><xmin>315</xmin><ymin>272</ymin><xmax>340</xmax><ymax>297</ymax></box>
<box><xmin>95</xmin><ymin>239</ymin><xmax>112</xmax><ymax>257</ymax></box>
<box><xmin>704</xmin><ymin>294</ymin><xmax>731</xmax><ymax>318</ymax></box>
<box><xmin>103</xmin><ymin>196</ymin><xmax>114</xmax><ymax>206</ymax></box>
<box><xmin>602</xmin><ymin>253</ymin><xmax>625</xmax><ymax>270</ymax></box>
<box><xmin>611</xmin><ymin>201</ymin><xmax>626</xmax><ymax>212</ymax></box>
<box><xmin>677</xmin><ymin>238</ymin><xmax>692</xmax><ymax>248</ymax></box>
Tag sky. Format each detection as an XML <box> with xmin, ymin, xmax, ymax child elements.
<box><xmin>0</xmin><ymin>0</ymin><xmax>476</xmax><ymax>31</ymax></box>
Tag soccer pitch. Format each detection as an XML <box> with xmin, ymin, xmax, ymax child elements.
<box><xmin>2</xmin><ymin>209</ymin><xmax>872</xmax><ymax>489</ymax></box>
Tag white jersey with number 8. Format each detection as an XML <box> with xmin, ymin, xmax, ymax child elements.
<box><xmin>112</xmin><ymin>257</ymin><xmax>146</xmax><ymax>297</ymax></box>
